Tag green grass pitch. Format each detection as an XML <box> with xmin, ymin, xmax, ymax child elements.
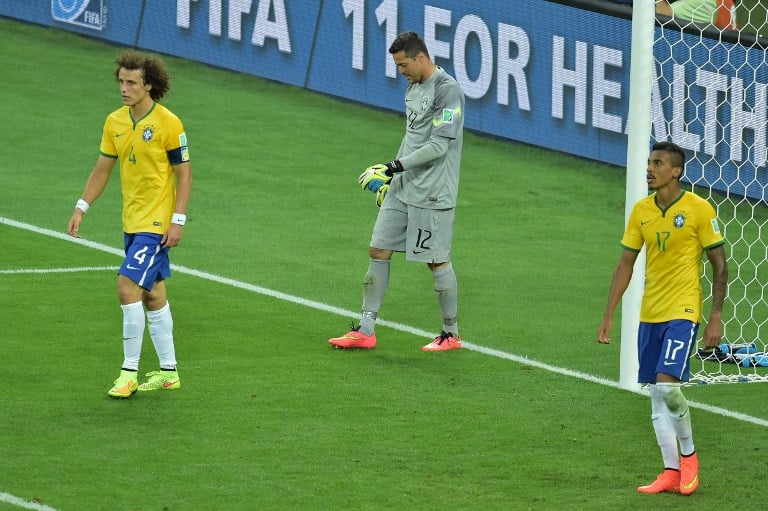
<box><xmin>0</xmin><ymin>17</ymin><xmax>766</xmax><ymax>511</ymax></box>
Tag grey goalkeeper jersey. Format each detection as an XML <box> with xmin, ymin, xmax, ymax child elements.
<box><xmin>389</xmin><ymin>66</ymin><xmax>465</xmax><ymax>209</ymax></box>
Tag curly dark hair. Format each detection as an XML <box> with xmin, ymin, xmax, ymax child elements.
<box><xmin>114</xmin><ymin>49</ymin><xmax>171</xmax><ymax>101</ymax></box>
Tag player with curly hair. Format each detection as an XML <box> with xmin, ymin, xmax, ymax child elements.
<box><xmin>68</xmin><ymin>49</ymin><xmax>192</xmax><ymax>398</ymax></box>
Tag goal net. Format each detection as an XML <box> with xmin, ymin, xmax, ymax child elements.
<box><xmin>649</xmin><ymin>1</ymin><xmax>768</xmax><ymax>384</ymax></box>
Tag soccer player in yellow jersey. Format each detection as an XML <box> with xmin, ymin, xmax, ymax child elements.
<box><xmin>597</xmin><ymin>141</ymin><xmax>728</xmax><ymax>496</ymax></box>
<box><xmin>67</xmin><ymin>49</ymin><xmax>192</xmax><ymax>398</ymax></box>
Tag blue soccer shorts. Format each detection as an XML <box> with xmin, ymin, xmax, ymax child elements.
<box><xmin>637</xmin><ymin>320</ymin><xmax>699</xmax><ymax>384</ymax></box>
<box><xmin>119</xmin><ymin>233</ymin><xmax>171</xmax><ymax>291</ymax></box>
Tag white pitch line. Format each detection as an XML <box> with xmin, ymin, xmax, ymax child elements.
<box><xmin>0</xmin><ymin>493</ymin><xmax>59</xmax><ymax>511</ymax></box>
<box><xmin>0</xmin><ymin>266</ymin><xmax>119</xmax><ymax>274</ymax></box>
<box><xmin>2</xmin><ymin>215</ymin><xmax>767</xmax><ymax>430</ymax></box>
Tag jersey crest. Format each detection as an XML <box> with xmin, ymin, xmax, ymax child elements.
<box><xmin>673</xmin><ymin>211</ymin><xmax>686</xmax><ymax>229</ymax></box>
<box><xmin>142</xmin><ymin>127</ymin><xmax>155</xmax><ymax>142</ymax></box>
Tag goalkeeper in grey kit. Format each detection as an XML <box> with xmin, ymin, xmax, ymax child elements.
<box><xmin>329</xmin><ymin>31</ymin><xmax>465</xmax><ymax>351</ymax></box>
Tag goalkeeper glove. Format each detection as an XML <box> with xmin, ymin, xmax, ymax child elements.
<box><xmin>358</xmin><ymin>160</ymin><xmax>404</xmax><ymax>191</ymax></box>
<box><xmin>365</xmin><ymin>179</ymin><xmax>386</xmax><ymax>193</ymax></box>
<box><xmin>376</xmin><ymin>184</ymin><xmax>389</xmax><ymax>207</ymax></box>
<box><xmin>358</xmin><ymin>165</ymin><xmax>391</xmax><ymax>191</ymax></box>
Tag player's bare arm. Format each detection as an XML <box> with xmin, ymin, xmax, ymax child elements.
<box><xmin>597</xmin><ymin>249</ymin><xmax>638</xmax><ymax>344</ymax></box>
<box><xmin>67</xmin><ymin>155</ymin><xmax>116</xmax><ymax>238</ymax></box>
<box><xmin>701</xmin><ymin>244</ymin><xmax>728</xmax><ymax>349</ymax></box>
<box><xmin>162</xmin><ymin>161</ymin><xmax>192</xmax><ymax>247</ymax></box>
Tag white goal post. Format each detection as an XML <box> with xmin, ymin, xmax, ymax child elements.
<box><xmin>623</xmin><ymin>1</ymin><xmax>768</xmax><ymax>386</ymax></box>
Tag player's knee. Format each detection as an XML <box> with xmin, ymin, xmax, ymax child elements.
<box><xmin>655</xmin><ymin>382</ymin><xmax>687</xmax><ymax>413</ymax></box>
<box><xmin>369</xmin><ymin>247</ymin><xmax>392</xmax><ymax>260</ymax></box>
<box><xmin>432</xmin><ymin>263</ymin><xmax>456</xmax><ymax>291</ymax></box>
<box><xmin>428</xmin><ymin>261</ymin><xmax>450</xmax><ymax>271</ymax></box>
<box><xmin>118</xmin><ymin>276</ymin><xmax>142</xmax><ymax>304</ymax></box>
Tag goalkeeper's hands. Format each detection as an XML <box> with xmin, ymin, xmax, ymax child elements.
<box><xmin>357</xmin><ymin>160</ymin><xmax>404</xmax><ymax>191</ymax></box>
<box><xmin>358</xmin><ymin>165</ymin><xmax>390</xmax><ymax>191</ymax></box>
<box><xmin>376</xmin><ymin>184</ymin><xmax>389</xmax><ymax>207</ymax></box>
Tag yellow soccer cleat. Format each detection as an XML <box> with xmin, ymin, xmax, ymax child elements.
<box><xmin>138</xmin><ymin>370</ymin><xmax>181</xmax><ymax>391</ymax></box>
<box><xmin>107</xmin><ymin>370</ymin><xmax>139</xmax><ymax>398</ymax></box>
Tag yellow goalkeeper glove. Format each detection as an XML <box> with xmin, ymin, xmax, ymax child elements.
<box><xmin>376</xmin><ymin>184</ymin><xmax>389</xmax><ymax>207</ymax></box>
<box><xmin>358</xmin><ymin>164</ymin><xmax>391</xmax><ymax>191</ymax></box>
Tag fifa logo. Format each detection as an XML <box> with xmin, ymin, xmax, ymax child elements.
<box><xmin>51</xmin><ymin>0</ymin><xmax>105</xmax><ymax>30</ymax></box>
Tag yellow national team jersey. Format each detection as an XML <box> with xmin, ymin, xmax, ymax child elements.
<box><xmin>99</xmin><ymin>103</ymin><xmax>190</xmax><ymax>234</ymax></box>
<box><xmin>621</xmin><ymin>191</ymin><xmax>724</xmax><ymax>323</ymax></box>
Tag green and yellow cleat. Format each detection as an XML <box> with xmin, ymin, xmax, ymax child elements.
<box><xmin>108</xmin><ymin>370</ymin><xmax>139</xmax><ymax>398</ymax></box>
<box><xmin>138</xmin><ymin>370</ymin><xmax>181</xmax><ymax>391</ymax></box>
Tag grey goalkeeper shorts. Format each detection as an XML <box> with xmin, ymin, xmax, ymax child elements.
<box><xmin>370</xmin><ymin>194</ymin><xmax>455</xmax><ymax>263</ymax></box>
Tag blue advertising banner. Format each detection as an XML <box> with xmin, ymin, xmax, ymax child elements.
<box><xmin>653</xmin><ymin>31</ymin><xmax>768</xmax><ymax>200</ymax></box>
<box><xmin>0</xmin><ymin>0</ymin><xmax>143</xmax><ymax>45</ymax></box>
<box><xmin>139</xmin><ymin>0</ymin><xmax>321</xmax><ymax>86</ymax></box>
<box><xmin>309</xmin><ymin>1</ymin><xmax>630</xmax><ymax>167</ymax></box>
<box><xmin>1</xmin><ymin>0</ymin><xmax>766</xmax><ymax>199</ymax></box>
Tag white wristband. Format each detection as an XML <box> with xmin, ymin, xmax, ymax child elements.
<box><xmin>75</xmin><ymin>199</ymin><xmax>90</xmax><ymax>214</ymax></box>
<box><xmin>171</xmin><ymin>213</ymin><xmax>187</xmax><ymax>226</ymax></box>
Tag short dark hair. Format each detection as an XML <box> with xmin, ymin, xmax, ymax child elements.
<box><xmin>652</xmin><ymin>141</ymin><xmax>686</xmax><ymax>175</ymax></box>
<box><xmin>388</xmin><ymin>31</ymin><xmax>430</xmax><ymax>59</ymax></box>
<box><xmin>114</xmin><ymin>49</ymin><xmax>171</xmax><ymax>101</ymax></box>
